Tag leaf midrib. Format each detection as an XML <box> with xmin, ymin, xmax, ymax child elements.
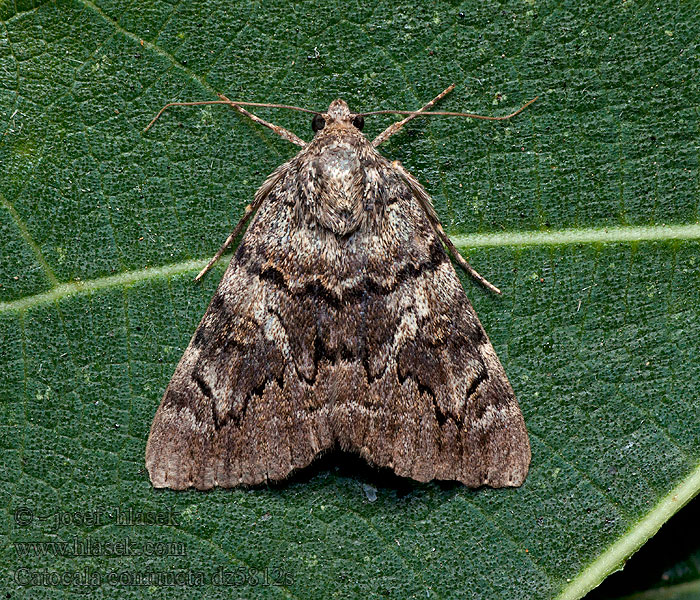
<box><xmin>558</xmin><ymin>462</ymin><xmax>700</xmax><ymax>600</ymax></box>
<box><xmin>2</xmin><ymin>223</ymin><xmax>699</xmax><ymax>314</ymax></box>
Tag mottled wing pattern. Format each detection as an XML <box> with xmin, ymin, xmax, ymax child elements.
<box><xmin>146</xmin><ymin>129</ymin><xmax>529</xmax><ymax>489</ymax></box>
<box><xmin>145</xmin><ymin>162</ymin><xmax>335</xmax><ymax>489</ymax></box>
<box><xmin>317</xmin><ymin>154</ymin><xmax>530</xmax><ymax>488</ymax></box>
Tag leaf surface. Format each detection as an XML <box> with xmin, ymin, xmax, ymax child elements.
<box><xmin>1</xmin><ymin>1</ymin><xmax>699</xmax><ymax>598</ymax></box>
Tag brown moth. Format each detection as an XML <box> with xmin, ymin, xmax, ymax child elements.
<box><xmin>144</xmin><ymin>85</ymin><xmax>534</xmax><ymax>490</ymax></box>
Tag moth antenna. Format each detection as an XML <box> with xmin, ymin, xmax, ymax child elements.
<box><xmin>144</xmin><ymin>100</ymin><xmax>230</xmax><ymax>132</ymax></box>
<box><xmin>369</xmin><ymin>94</ymin><xmax>538</xmax><ymax>146</ymax></box>
<box><xmin>144</xmin><ymin>96</ymin><xmax>318</xmax><ymax>147</ymax></box>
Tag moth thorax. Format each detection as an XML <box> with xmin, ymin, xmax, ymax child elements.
<box><xmin>309</xmin><ymin>142</ymin><xmax>366</xmax><ymax>237</ymax></box>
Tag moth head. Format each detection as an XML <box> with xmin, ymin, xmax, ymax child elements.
<box><xmin>312</xmin><ymin>99</ymin><xmax>365</xmax><ymax>133</ymax></box>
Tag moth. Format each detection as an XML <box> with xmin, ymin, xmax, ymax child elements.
<box><xmin>144</xmin><ymin>85</ymin><xmax>535</xmax><ymax>490</ymax></box>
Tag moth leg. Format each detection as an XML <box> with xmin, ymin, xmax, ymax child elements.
<box><xmin>195</xmin><ymin>163</ymin><xmax>290</xmax><ymax>281</ymax></box>
<box><xmin>372</xmin><ymin>84</ymin><xmax>455</xmax><ymax>148</ymax></box>
<box><xmin>195</xmin><ymin>201</ymin><xmax>259</xmax><ymax>281</ymax></box>
<box><xmin>431</xmin><ymin>220</ymin><xmax>502</xmax><ymax>295</ymax></box>
<box><xmin>392</xmin><ymin>161</ymin><xmax>502</xmax><ymax>295</ymax></box>
<box><xmin>218</xmin><ymin>94</ymin><xmax>306</xmax><ymax>148</ymax></box>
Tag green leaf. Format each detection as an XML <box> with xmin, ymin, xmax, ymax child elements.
<box><xmin>1</xmin><ymin>1</ymin><xmax>699</xmax><ymax>599</ymax></box>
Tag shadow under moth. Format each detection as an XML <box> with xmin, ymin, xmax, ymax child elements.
<box><xmin>144</xmin><ymin>85</ymin><xmax>535</xmax><ymax>490</ymax></box>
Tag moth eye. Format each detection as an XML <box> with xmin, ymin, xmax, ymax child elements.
<box><xmin>312</xmin><ymin>114</ymin><xmax>326</xmax><ymax>132</ymax></box>
<box><xmin>352</xmin><ymin>115</ymin><xmax>365</xmax><ymax>131</ymax></box>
